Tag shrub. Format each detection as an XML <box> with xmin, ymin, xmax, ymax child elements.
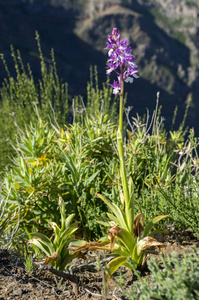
<box><xmin>2</xmin><ymin>112</ymin><xmax>118</xmax><ymax>245</ymax></box>
<box><xmin>0</xmin><ymin>35</ymin><xmax>70</xmax><ymax>175</ymax></box>
<box><xmin>130</xmin><ymin>247</ymin><xmax>199</xmax><ymax>300</ymax></box>
<box><xmin>0</xmin><ymin>35</ymin><xmax>117</xmax><ymax>179</ymax></box>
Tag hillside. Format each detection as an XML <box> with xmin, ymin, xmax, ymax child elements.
<box><xmin>0</xmin><ymin>0</ymin><xmax>198</xmax><ymax>132</ymax></box>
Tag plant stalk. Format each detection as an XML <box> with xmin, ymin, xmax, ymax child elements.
<box><xmin>118</xmin><ymin>81</ymin><xmax>134</xmax><ymax>234</ymax></box>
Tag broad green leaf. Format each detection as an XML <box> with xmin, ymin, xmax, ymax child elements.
<box><xmin>96</xmin><ymin>220</ymin><xmax>110</xmax><ymax>227</ymax></box>
<box><xmin>49</xmin><ymin>222</ymin><xmax>61</xmax><ymax>235</ymax></box>
<box><xmin>58</xmin><ymin>197</ymin><xmax>66</xmax><ymax>227</ymax></box>
<box><xmin>132</xmin><ymin>236</ymin><xmax>165</xmax><ymax>262</ymax></box>
<box><xmin>106</xmin><ymin>256</ymin><xmax>127</xmax><ymax>280</ymax></box>
<box><xmin>64</xmin><ymin>213</ymin><xmax>75</xmax><ymax>229</ymax></box>
<box><xmin>60</xmin><ymin>221</ymin><xmax>79</xmax><ymax>240</ymax></box>
<box><xmin>143</xmin><ymin>215</ymin><xmax>168</xmax><ymax>237</ymax></box>
<box><xmin>112</xmin><ymin>244</ymin><xmax>130</xmax><ymax>257</ymax></box>
<box><xmin>30</xmin><ymin>232</ymin><xmax>54</xmax><ymax>253</ymax></box>
<box><xmin>28</xmin><ymin>238</ymin><xmax>52</xmax><ymax>257</ymax></box>
<box><xmin>49</xmin><ymin>222</ymin><xmax>61</xmax><ymax>244</ymax></box>
<box><xmin>96</xmin><ymin>193</ymin><xmax>128</xmax><ymax>230</ymax></box>
<box><xmin>107</xmin><ymin>213</ymin><xmax>123</xmax><ymax>227</ymax></box>
<box><xmin>57</xmin><ymin>222</ymin><xmax>79</xmax><ymax>253</ymax></box>
<box><xmin>116</xmin><ymin>228</ymin><xmax>136</xmax><ymax>255</ymax></box>
<box><xmin>59</xmin><ymin>252</ymin><xmax>78</xmax><ymax>271</ymax></box>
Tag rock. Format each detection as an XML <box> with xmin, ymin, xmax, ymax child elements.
<box><xmin>13</xmin><ymin>289</ymin><xmax>22</xmax><ymax>296</ymax></box>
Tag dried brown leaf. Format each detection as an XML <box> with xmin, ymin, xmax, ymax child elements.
<box><xmin>139</xmin><ymin>236</ymin><xmax>165</xmax><ymax>251</ymax></box>
<box><xmin>108</xmin><ymin>225</ymin><xmax>120</xmax><ymax>250</ymax></box>
<box><xmin>45</xmin><ymin>252</ymin><xmax>59</xmax><ymax>265</ymax></box>
<box><xmin>134</xmin><ymin>213</ymin><xmax>145</xmax><ymax>237</ymax></box>
<box><xmin>72</xmin><ymin>241</ymin><xmax>109</xmax><ymax>254</ymax></box>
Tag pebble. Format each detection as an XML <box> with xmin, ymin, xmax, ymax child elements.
<box><xmin>13</xmin><ymin>289</ymin><xmax>22</xmax><ymax>296</ymax></box>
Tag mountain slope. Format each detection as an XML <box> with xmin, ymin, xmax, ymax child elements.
<box><xmin>0</xmin><ymin>0</ymin><xmax>198</xmax><ymax>132</ymax></box>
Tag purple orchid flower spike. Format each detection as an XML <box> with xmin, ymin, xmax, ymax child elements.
<box><xmin>109</xmin><ymin>80</ymin><xmax>122</xmax><ymax>95</ymax></box>
<box><xmin>105</xmin><ymin>27</ymin><xmax>139</xmax><ymax>94</ymax></box>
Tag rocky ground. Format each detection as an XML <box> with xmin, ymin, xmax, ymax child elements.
<box><xmin>0</xmin><ymin>230</ymin><xmax>199</xmax><ymax>300</ymax></box>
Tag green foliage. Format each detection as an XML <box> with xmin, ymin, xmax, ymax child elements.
<box><xmin>28</xmin><ymin>197</ymin><xmax>85</xmax><ymax>271</ymax></box>
<box><xmin>86</xmin><ymin>66</ymin><xmax>118</xmax><ymax>122</ymax></box>
<box><xmin>120</xmin><ymin>100</ymin><xmax>199</xmax><ymax>238</ymax></box>
<box><xmin>2</xmin><ymin>119</ymin><xmax>58</xmax><ymax>239</ymax></box>
<box><xmin>133</xmin><ymin>127</ymin><xmax>199</xmax><ymax>236</ymax></box>
<box><xmin>92</xmin><ymin>194</ymin><xmax>167</xmax><ymax>280</ymax></box>
<box><xmin>24</xmin><ymin>250</ymin><xmax>34</xmax><ymax>275</ymax></box>
<box><xmin>57</xmin><ymin>113</ymin><xmax>118</xmax><ymax>239</ymax></box>
<box><xmin>0</xmin><ymin>30</ymin><xmax>198</xmax><ymax>300</ymax></box>
<box><xmin>2</xmin><ymin>112</ymin><xmax>118</xmax><ymax>243</ymax></box>
<box><xmin>0</xmin><ymin>36</ymin><xmax>199</xmax><ymax>270</ymax></box>
<box><xmin>126</xmin><ymin>102</ymin><xmax>181</xmax><ymax>196</ymax></box>
<box><xmin>2</xmin><ymin>98</ymin><xmax>199</xmax><ymax>248</ymax></box>
<box><xmin>0</xmin><ymin>35</ymin><xmax>70</xmax><ymax>174</ymax></box>
<box><xmin>0</xmin><ymin>37</ymin><xmax>117</xmax><ymax>179</ymax></box>
<box><xmin>130</xmin><ymin>247</ymin><xmax>199</xmax><ymax>299</ymax></box>
<box><xmin>74</xmin><ymin>97</ymin><xmax>168</xmax><ymax>280</ymax></box>
<box><xmin>0</xmin><ymin>189</ymin><xmax>20</xmax><ymax>247</ymax></box>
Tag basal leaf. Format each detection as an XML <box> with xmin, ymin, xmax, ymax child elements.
<box><xmin>29</xmin><ymin>232</ymin><xmax>54</xmax><ymax>253</ymax></box>
<box><xmin>106</xmin><ymin>256</ymin><xmax>127</xmax><ymax>281</ymax></box>
<box><xmin>64</xmin><ymin>213</ymin><xmax>75</xmax><ymax>229</ymax></box>
<box><xmin>96</xmin><ymin>193</ymin><xmax>128</xmax><ymax>230</ymax></box>
<box><xmin>143</xmin><ymin>215</ymin><xmax>168</xmax><ymax>237</ymax></box>
<box><xmin>28</xmin><ymin>238</ymin><xmax>52</xmax><ymax>257</ymax></box>
<box><xmin>59</xmin><ymin>252</ymin><xmax>78</xmax><ymax>271</ymax></box>
<box><xmin>133</xmin><ymin>236</ymin><xmax>165</xmax><ymax>262</ymax></box>
<box><xmin>116</xmin><ymin>228</ymin><xmax>136</xmax><ymax>255</ymax></box>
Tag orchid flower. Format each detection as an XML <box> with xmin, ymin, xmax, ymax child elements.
<box><xmin>105</xmin><ymin>27</ymin><xmax>139</xmax><ymax>95</ymax></box>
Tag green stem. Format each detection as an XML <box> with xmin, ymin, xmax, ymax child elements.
<box><xmin>119</xmin><ymin>81</ymin><xmax>124</xmax><ymax>135</ymax></box>
<box><xmin>117</xmin><ymin>81</ymin><xmax>134</xmax><ymax>234</ymax></box>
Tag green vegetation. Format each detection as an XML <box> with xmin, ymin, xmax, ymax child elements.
<box><xmin>28</xmin><ymin>197</ymin><xmax>86</xmax><ymax>271</ymax></box>
<box><xmin>0</xmin><ymin>38</ymin><xmax>199</xmax><ymax>298</ymax></box>
<box><xmin>129</xmin><ymin>247</ymin><xmax>199</xmax><ymax>299</ymax></box>
<box><xmin>0</xmin><ymin>33</ymin><xmax>116</xmax><ymax>177</ymax></box>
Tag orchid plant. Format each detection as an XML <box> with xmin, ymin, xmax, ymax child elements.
<box><xmin>105</xmin><ymin>27</ymin><xmax>139</xmax><ymax>234</ymax></box>
<box><xmin>75</xmin><ymin>28</ymin><xmax>168</xmax><ymax>279</ymax></box>
<box><xmin>28</xmin><ymin>197</ymin><xmax>86</xmax><ymax>271</ymax></box>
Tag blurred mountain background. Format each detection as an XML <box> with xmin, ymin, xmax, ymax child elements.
<box><xmin>0</xmin><ymin>0</ymin><xmax>199</xmax><ymax>132</ymax></box>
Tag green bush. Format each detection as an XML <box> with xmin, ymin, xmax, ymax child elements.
<box><xmin>0</xmin><ymin>189</ymin><xmax>20</xmax><ymax>248</ymax></box>
<box><xmin>1</xmin><ymin>35</ymin><xmax>199</xmax><ymax>254</ymax></box>
<box><xmin>138</xmin><ymin>128</ymin><xmax>199</xmax><ymax>236</ymax></box>
<box><xmin>2</xmin><ymin>101</ymin><xmax>199</xmax><ymax>249</ymax></box>
<box><xmin>2</xmin><ymin>112</ymin><xmax>118</xmax><ymax>245</ymax></box>
<box><xmin>125</xmin><ymin>105</ymin><xmax>199</xmax><ymax>236</ymax></box>
<box><xmin>0</xmin><ymin>34</ymin><xmax>117</xmax><ymax>178</ymax></box>
<box><xmin>130</xmin><ymin>247</ymin><xmax>199</xmax><ymax>299</ymax></box>
<box><xmin>0</xmin><ymin>35</ymin><xmax>70</xmax><ymax>174</ymax></box>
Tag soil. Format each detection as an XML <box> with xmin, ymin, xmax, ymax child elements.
<box><xmin>0</xmin><ymin>230</ymin><xmax>199</xmax><ymax>300</ymax></box>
